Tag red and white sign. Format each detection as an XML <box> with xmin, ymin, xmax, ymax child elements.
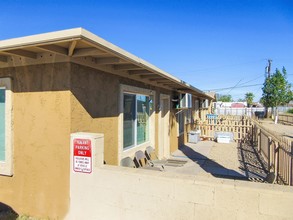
<box><xmin>73</xmin><ymin>138</ymin><xmax>92</xmax><ymax>174</ymax></box>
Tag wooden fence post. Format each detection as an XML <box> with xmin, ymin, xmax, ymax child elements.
<box><xmin>251</xmin><ymin>125</ymin><xmax>255</xmax><ymax>144</ymax></box>
<box><xmin>268</xmin><ymin>137</ymin><xmax>272</xmax><ymax>171</ymax></box>
<box><xmin>289</xmin><ymin>141</ymin><xmax>293</xmax><ymax>186</ymax></box>
<box><xmin>258</xmin><ymin>129</ymin><xmax>261</xmax><ymax>153</ymax></box>
<box><xmin>275</xmin><ymin>142</ymin><xmax>279</xmax><ymax>183</ymax></box>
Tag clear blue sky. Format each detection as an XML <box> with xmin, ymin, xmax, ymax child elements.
<box><xmin>1</xmin><ymin>0</ymin><xmax>292</xmax><ymax>101</ymax></box>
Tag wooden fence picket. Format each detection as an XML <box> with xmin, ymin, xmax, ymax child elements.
<box><xmin>192</xmin><ymin>115</ymin><xmax>293</xmax><ymax>185</ymax></box>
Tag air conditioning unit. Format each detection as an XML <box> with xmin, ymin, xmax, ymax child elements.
<box><xmin>201</xmin><ymin>99</ymin><xmax>209</xmax><ymax>109</ymax></box>
<box><xmin>179</xmin><ymin>93</ymin><xmax>192</xmax><ymax>109</ymax></box>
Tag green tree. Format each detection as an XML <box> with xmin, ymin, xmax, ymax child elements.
<box><xmin>261</xmin><ymin>67</ymin><xmax>293</xmax><ymax>122</ymax></box>
<box><xmin>217</xmin><ymin>94</ymin><xmax>233</xmax><ymax>102</ymax></box>
<box><xmin>245</xmin><ymin>92</ymin><xmax>255</xmax><ymax>106</ymax></box>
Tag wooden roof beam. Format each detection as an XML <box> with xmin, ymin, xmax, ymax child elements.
<box><xmin>37</xmin><ymin>45</ymin><xmax>68</xmax><ymax>55</ymax></box>
<box><xmin>95</xmin><ymin>57</ymin><xmax>121</xmax><ymax>65</ymax></box>
<box><xmin>148</xmin><ymin>77</ymin><xmax>168</xmax><ymax>81</ymax></box>
<box><xmin>177</xmin><ymin>88</ymin><xmax>193</xmax><ymax>92</ymax></box>
<box><xmin>128</xmin><ymin>69</ymin><xmax>153</xmax><ymax>75</ymax></box>
<box><xmin>160</xmin><ymin>84</ymin><xmax>174</xmax><ymax>89</ymax></box>
<box><xmin>68</xmin><ymin>40</ymin><xmax>77</xmax><ymax>56</ymax></box>
<box><xmin>163</xmin><ymin>84</ymin><xmax>179</xmax><ymax>89</ymax></box>
<box><xmin>161</xmin><ymin>82</ymin><xmax>175</xmax><ymax>84</ymax></box>
<box><xmin>3</xmin><ymin>49</ymin><xmax>37</xmax><ymax>59</ymax></box>
<box><xmin>72</xmin><ymin>48</ymin><xmax>107</xmax><ymax>57</ymax></box>
<box><xmin>113</xmin><ymin>64</ymin><xmax>142</xmax><ymax>70</ymax></box>
<box><xmin>139</xmin><ymin>74</ymin><xmax>158</xmax><ymax>79</ymax></box>
<box><xmin>163</xmin><ymin>84</ymin><xmax>177</xmax><ymax>86</ymax></box>
<box><xmin>159</xmin><ymin>81</ymin><xmax>178</xmax><ymax>86</ymax></box>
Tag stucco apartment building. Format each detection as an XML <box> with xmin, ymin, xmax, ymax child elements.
<box><xmin>0</xmin><ymin>28</ymin><xmax>213</xmax><ymax>218</ymax></box>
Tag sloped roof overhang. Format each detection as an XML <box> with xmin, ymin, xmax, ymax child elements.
<box><xmin>0</xmin><ymin>28</ymin><xmax>213</xmax><ymax>99</ymax></box>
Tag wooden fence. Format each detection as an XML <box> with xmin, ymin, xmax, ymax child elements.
<box><xmin>191</xmin><ymin>115</ymin><xmax>293</xmax><ymax>185</ymax></box>
<box><xmin>251</xmin><ymin>121</ymin><xmax>293</xmax><ymax>185</ymax></box>
<box><xmin>278</xmin><ymin>113</ymin><xmax>293</xmax><ymax>126</ymax></box>
<box><xmin>196</xmin><ymin>115</ymin><xmax>252</xmax><ymax>142</ymax></box>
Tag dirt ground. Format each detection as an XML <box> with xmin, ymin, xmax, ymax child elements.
<box><xmin>259</xmin><ymin>118</ymin><xmax>293</xmax><ymax>140</ymax></box>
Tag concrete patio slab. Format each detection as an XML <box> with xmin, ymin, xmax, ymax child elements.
<box><xmin>165</xmin><ymin>140</ymin><xmax>247</xmax><ymax>180</ymax></box>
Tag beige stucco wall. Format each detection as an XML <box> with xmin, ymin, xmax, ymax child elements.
<box><xmin>69</xmin><ymin>64</ymin><xmax>120</xmax><ymax>165</ymax></box>
<box><xmin>68</xmin><ymin>165</ymin><xmax>293</xmax><ymax>220</ymax></box>
<box><xmin>0</xmin><ymin>64</ymin><xmax>71</xmax><ymax>219</ymax></box>
<box><xmin>69</xmin><ymin>63</ymin><xmax>182</xmax><ymax>164</ymax></box>
<box><xmin>0</xmin><ymin>62</ymin><xmax>194</xmax><ymax>218</ymax></box>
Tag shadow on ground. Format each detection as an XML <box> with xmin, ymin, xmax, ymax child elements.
<box><xmin>0</xmin><ymin>202</ymin><xmax>18</xmax><ymax>220</ymax></box>
<box><xmin>237</xmin><ymin>136</ymin><xmax>268</xmax><ymax>180</ymax></box>
<box><xmin>179</xmin><ymin>144</ymin><xmax>248</xmax><ymax>180</ymax></box>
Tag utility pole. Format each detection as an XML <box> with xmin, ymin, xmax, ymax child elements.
<box><xmin>264</xmin><ymin>59</ymin><xmax>272</xmax><ymax>118</ymax></box>
<box><xmin>265</xmin><ymin>59</ymin><xmax>272</xmax><ymax>78</ymax></box>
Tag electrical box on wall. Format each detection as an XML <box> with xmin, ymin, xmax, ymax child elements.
<box><xmin>179</xmin><ymin>93</ymin><xmax>192</xmax><ymax>109</ymax></box>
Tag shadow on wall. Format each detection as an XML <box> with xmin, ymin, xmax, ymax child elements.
<box><xmin>71</xmin><ymin>63</ymin><xmax>162</xmax><ymax>119</ymax></box>
<box><xmin>179</xmin><ymin>144</ymin><xmax>248</xmax><ymax>180</ymax></box>
<box><xmin>7</xmin><ymin>63</ymin><xmax>174</xmax><ymax>119</ymax></box>
<box><xmin>8</xmin><ymin>63</ymin><xmax>119</xmax><ymax>118</ymax></box>
<box><xmin>70</xmin><ymin>64</ymin><xmax>121</xmax><ymax>118</ymax></box>
<box><xmin>0</xmin><ymin>202</ymin><xmax>19</xmax><ymax>220</ymax></box>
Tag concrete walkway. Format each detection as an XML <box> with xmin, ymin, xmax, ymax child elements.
<box><xmin>165</xmin><ymin>141</ymin><xmax>247</xmax><ymax>179</ymax></box>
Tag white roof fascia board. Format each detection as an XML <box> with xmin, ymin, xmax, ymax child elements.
<box><xmin>79</xmin><ymin>29</ymin><xmax>210</xmax><ymax>98</ymax></box>
<box><xmin>0</xmin><ymin>28</ymin><xmax>211</xmax><ymax>99</ymax></box>
<box><xmin>0</xmin><ymin>28</ymin><xmax>83</xmax><ymax>51</ymax></box>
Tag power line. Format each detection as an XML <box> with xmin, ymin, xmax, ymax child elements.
<box><xmin>237</xmin><ymin>74</ymin><xmax>264</xmax><ymax>86</ymax></box>
<box><xmin>205</xmin><ymin>83</ymin><xmax>263</xmax><ymax>92</ymax></box>
<box><xmin>176</xmin><ymin>59</ymin><xmax>266</xmax><ymax>74</ymax></box>
<box><xmin>226</xmin><ymin>79</ymin><xmax>243</xmax><ymax>94</ymax></box>
<box><xmin>204</xmin><ymin>74</ymin><xmax>264</xmax><ymax>92</ymax></box>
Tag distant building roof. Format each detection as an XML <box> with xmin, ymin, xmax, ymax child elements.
<box><xmin>231</xmin><ymin>103</ymin><xmax>246</xmax><ymax>108</ymax></box>
<box><xmin>215</xmin><ymin>101</ymin><xmax>247</xmax><ymax>108</ymax></box>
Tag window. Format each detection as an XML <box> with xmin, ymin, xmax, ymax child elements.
<box><xmin>0</xmin><ymin>78</ymin><xmax>13</xmax><ymax>176</ymax></box>
<box><xmin>123</xmin><ymin>93</ymin><xmax>150</xmax><ymax>149</ymax></box>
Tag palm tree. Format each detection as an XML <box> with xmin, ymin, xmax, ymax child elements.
<box><xmin>245</xmin><ymin>92</ymin><xmax>254</xmax><ymax>107</ymax></box>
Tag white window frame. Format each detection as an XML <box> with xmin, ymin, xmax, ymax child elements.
<box><xmin>118</xmin><ymin>84</ymin><xmax>155</xmax><ymax>162</ymax></box>
<box><xmin>123</xmin><ymin>93</ymin><xmax>151</xmax><ymax>149</ymax></box>
<box><xmin>0</xmin><ymin>78</ymin><xmax>13</xmax><ymax>176</ymax></box>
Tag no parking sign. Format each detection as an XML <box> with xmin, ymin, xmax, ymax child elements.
<box><xmin>73</xmin><ymin>138</ymin><xmax>92</xmax><ymax>174</ymax></box>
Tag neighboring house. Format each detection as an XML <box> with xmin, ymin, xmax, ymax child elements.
<box><xmin>0</xmin><ymin>28</ymin><xmax>213</xmax><ymax>218</ymax></box>
<box><xmin>214</xmin><ymin>101</ymin><xmax>247</xmax><ymax>108</ymax></box>
<box><xmin>214</xmin><ymin>101</ymin><xmax>266</xmax><ymax>117</ymax></box>
<box><xmin>231</xmin><ymin>103</ymin><xmax>246</xmax><ymax>108</ymax></box>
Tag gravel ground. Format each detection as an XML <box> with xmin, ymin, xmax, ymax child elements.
<box><xmin>237</xmin><ymin>138</ymin><xmax>269</xmax><ymax>180</ymax></box>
